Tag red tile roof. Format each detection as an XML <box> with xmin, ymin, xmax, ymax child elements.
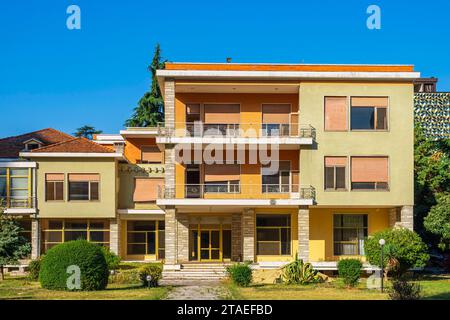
<box><xmin>0</xmin><ymin>128</ymin><xmax>74</xmax><ymax>158</ymax></box>
<box><xmin>29</xmin><ymin>137</ymin><xmax>116</xmax><ymax>153</ymax></box>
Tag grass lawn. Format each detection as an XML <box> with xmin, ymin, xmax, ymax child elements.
<box><xmin>0</xmin><ymin>276</ymin><xmax>170</xmax><ymax>300</ymax></box>
<box><xmin>227</xmin><ymin>275</ymin><xmax>450</xmax><ymax>300</ymax></box>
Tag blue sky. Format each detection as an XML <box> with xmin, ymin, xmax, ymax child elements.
<box><xmin>0</xmin><ymin>0</ymin><xmax>449</xmax><ymax>137</ymax></box>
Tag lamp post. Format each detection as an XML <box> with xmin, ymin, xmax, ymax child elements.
<box><xmin>379</xmin><ymin>238</ymin><xmax>386</xmax><ymax>293</ymax></box>
<box><xmin>146</xmin><ymin>275</ymin><xmax>152</xmax><ymax>289</ymax></box>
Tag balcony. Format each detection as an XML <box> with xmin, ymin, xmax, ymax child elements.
<box><xmin>156</xmin><ymin>184</ymin><xmax>315</xmax><ymax>207</ymax></box>
<box><xmin>156</xmin><ymin>122</ymin><xmax>315</xmax><ymax>147</ymax></box>
<box><xmin>1</xmin><ymin>196</ymin><xmax>37</xmax><ymax>214</ymax></box>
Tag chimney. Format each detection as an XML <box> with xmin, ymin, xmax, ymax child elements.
<box><xmin>113</xmin><ymin>142</ymin><xmax>125</xmax><ymax>155</ymax></box>
<box><xmin>226</xmin><ymin>57</ymin><xmax>232</xmax><ymax>63</ymax></box>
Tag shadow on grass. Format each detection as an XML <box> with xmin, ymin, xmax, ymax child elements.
<box><xmin>423</xmin><ymin>292</ymin><xmax>450</xmax><ymax>300</ymax></box>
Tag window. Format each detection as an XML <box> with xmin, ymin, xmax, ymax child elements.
<box><xmin>41</xmin><ymin>219</ymin><xmax>109</xmax><ymax>252</ymax></box>
<box><xmin>3</xmin><ymin>168</ymin><xmax>31</xmax><ymax>208</ymax></box>
<box><xmin>45</xmin><ymin>174</ymin><xmax>64</xmax><ymax>201</ymax></box>
<box><xmin>351</xmin><ymin>97</ymin><xmax>388</xmax><ymax>130</ymax></box>
<box><xmin>126</xmin><ymin>220</ymin><xmax>165</xmax><ymax>259</ymax></box>
<box><xmin>133</xmin><ymin>178</ymin><xmax>164</xmax><ymax>202</ymax></box>
<box><xmin>324</xmin><ymin>97</ymin><xmax>347</xmax><ymax>131</ymax></box>
<box><xmin>262</xmin><ymin>104</ymin><xmax>291</xmax><ymax>136</ymax></box>
<box><xmin>324</xmin><ymin>157</ymin><xmax>347</xmax><ymax>190</ymax></box>
<box><xmin>351</xmin><ymin>157</ymin><xmax>389</xmax><ymax>190</ymax></box>
<box><xmin>68</xmin><ymin>174</ymin><xmax>100</xmax><ymax>201</ymax></box>
<box><xmin>334</xmin><ymin>214</ymin><xmax>368</xmax><ymax>255</ymax></box>
<box><xmin>141</xmin><ymin>146</ymin><xmax>163</xmax><ymax>164</ymax></box>
<box><xmin>204</xmin><ymin>164</ymin><xmax>240</xmax><ymax>193</ymax></box>
<box><xmin>262</xmin><ymin>161</ymin><xmax>291</xmax><ymax>193</ymax></box>
<box><xmin>25</xmin><ymin>143</ymin><xmax>40</xmax><ymax>151</ymax></box>
<box><xmin>256</xmin><ymin>215</ymin><xmax>291</xmax><ymax>255</ymax></box>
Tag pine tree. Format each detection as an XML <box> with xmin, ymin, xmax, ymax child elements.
<box><xmin>74</xmin><ymin>125</ymin><xmax>103</xmax><ymax>140</ymax></box>
<box><xmin>125</xmin><ymin>43</ymin><xmax>165</xmax><ymax>127</ymax></box>
<box><xmin>0</xmin><ymin>205</ymin><xmax>31</xmax><ymax>280</ymax></box>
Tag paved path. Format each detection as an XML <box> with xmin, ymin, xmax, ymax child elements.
<box><xmin>164</xmin><ymin>284</ymin><xmax>230</xmax><ymax>300</ymax></box>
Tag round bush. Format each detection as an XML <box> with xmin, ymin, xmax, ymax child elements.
<box><xmin>226</xmin><ymin>263</ymin><xmax>252</xmax><ymax>287</ymax></box>
<box><xmin>39</xmin><ymin>240</ymin><xmax>109</xmax><ymax>291</ymax></box>
<box><xmin>337</xmin><ymin>259</ymin><xmax>362</xmax><ymax>287</ymax></box>
<box><xmin>364</xmin><ymin>228</ymin><xmax>429</xmax><ymax>275</ymax></box>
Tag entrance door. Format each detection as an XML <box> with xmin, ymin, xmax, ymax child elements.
<box><xmin>189</xmin><ymin>224</ymin><xmax>231</xmax><ymax>262</ymax></box>
<box><xmin>200</xmin><ymin>230</ymin><xmax>220</xmax><ymax>261</ymax></box>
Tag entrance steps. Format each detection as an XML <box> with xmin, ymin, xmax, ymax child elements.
<box><xmin>161</xmin><ymin>263</ymin><xmax>230</xmax><ymax>285</ymax></box>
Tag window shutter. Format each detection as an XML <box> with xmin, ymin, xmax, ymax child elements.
<box><xmin>351</xmin><ymin>157</ymin><xmax>388</xmax><ymax>183</ymax></box>
<box><xmin>133</xmin><ymin>178</ymin><xmax>164</xmax><ymax>202</ymax></box>
<box><xmin>324</xmin><ymin>97</ymin><xmax>347</xmax><ymax>131</ymax></box>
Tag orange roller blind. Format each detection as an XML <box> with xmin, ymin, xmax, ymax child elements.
<box><xmin>351</xmin><ymin>97</ymin><xmax>388</xmax><ymax>107</ymax></box>
<box><xmin>324</xmin><ymin>97</ymin><xmax>347</xmax><ymax>131</ymax></box>
<box><xmin>325</xmin><ymin>157</ymin><xmax>347</xmax><ymax>167</ymax></box>
<box><xmin>133</xmin><ymin>178</ymin><xmax>164</xmax><ymax>202</ymax></box>
<box><xmin>204</xmin><ymin>164</ymin><xmax>240</xmax><ymax>182</ymax></box>
<box><xmin>46</xmin><ymin>173</ymin><xmax>64</xmax><ymax>181</ymax></box>
<box><xmin>351</xmin><ymin>157</ymin><xmax>388</xmax><ymax>182</ymax></box>
<box><xmin>68</xmin><ymin>174</ymin><xmax>100</xmax><ymax>182</ymax></box>
<box><xmin>262</xmin><ymin>104</ymin><xmax>291</xmax><ymax>124</ymax></box>
<box><xmin>141</xmin><ymin>146</ymin><xmax>163</xmax><ymax>163</ymax></box>
<box><xmin>204</xmin><ymin>104</ymin><xmax>240</xmax><ymax>124</ymax></box>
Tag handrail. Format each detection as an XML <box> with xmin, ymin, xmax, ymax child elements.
<box><xmin>158</xmin><ymin>184</ymin><xmax>315</xmax><ymax>200</ymax></box>
<box><xmin>0</xmin><ymin>196</ymin><xmax>37</xmax><ymax>209</ymax></box>
<box><xmin>157</xmin><ymin>122</ymin><xmax>316</xmax><ymax>139</ymax></box>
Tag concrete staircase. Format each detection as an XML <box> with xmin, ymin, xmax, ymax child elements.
<box><xmin>161</xmin><ymin>263</ymin><xmax>230</xmax><ymax>285</ymax></box>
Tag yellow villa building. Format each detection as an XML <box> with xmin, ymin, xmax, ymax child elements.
<box><xmin>1</xmin><ymin>62</ymin><xmax>419</xmax><ymax>279</ymax></box>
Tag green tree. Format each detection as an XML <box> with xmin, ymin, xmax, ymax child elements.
<box><xmin>414</xmin><ymin>125</ymin><xmax>450</xmax><ymax>239</ymax></box>
<box><xmin>125</xmin><ymin>43</ymin><xmax>165</xmax><ymax>127</ymax></box>
<box><xmin>0</xmin><ymin>205</ymin><xmax>31</xmax><ymax>280</ymax></box>
<box><xmin>424</xmin><ymin>193</ymin><xmax>450</xmax><ymax>251</ymax></box>
<box><xmin>73</xmin><ymin>125</ymin><xmax>103</xmax><ymax>140</ymax></box>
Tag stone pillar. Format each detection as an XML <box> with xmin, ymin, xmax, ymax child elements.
<box><xmin>242</xmin><ymin>208</ymin><xmax>255</xmax><ymax>262</ymax></box>
<box><xmin>164</xmin><ymin>79</ymin><xmax>175</xmax><ymax>126</ymax></box>
<box><xmin>231</xmin><ymin>213</ymin><xmax>242</xmax><ymax>262</ymax></box>
<box><xmin>177</xmin><ymin>213</ymin><xmax>189</xmax><ymax>263</ymax></box>
<box><xmin>31</xmin><ymin>218</ymin><xmax>40</xmax><ymax>260</ymax></box>
<box><xmin>400</xmin><ymin>205</ymin><xmax>414</xmax><ymax>231</ymax></box>
<box><xmin>298</xmin><ymin>206</ymin><xmax>310</xmax><ymax>262</ymax></box>
<box><xmin>109</xmin><ymin>218</ymin><xmax>121</xmax><ymax>256</ymax></box>
<box><xmin>165</xmin><ymin>207</ymin><xmax>177</xmax><ymax>265</ymax></box>
<box><xmin>164</xmin><ymin>147</ymin><xmax>176</xmax><ymax>198</ymax></box>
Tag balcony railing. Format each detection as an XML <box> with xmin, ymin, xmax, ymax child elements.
<box><xmin>157</xmin><ymin>122</ymin><xmax>316</xmax><ymax>139</ymax></box>
<box><xmin>0</xmin><ymin>196</ymin><xmax>36</xmax><ymax>209</ymax></box>
<box><xmin>158</xmin><ymin>184</ymin><xmax>316</xmax><ymax>200</ymax></box>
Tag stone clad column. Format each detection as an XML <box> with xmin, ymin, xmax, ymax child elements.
<box><xmin>400</xmin><ymin>205</ymin><xmax>414</xmax><ymax>231</ymax></box>
<box><xmin>177</xmin><ymin>213</ymin><xmax>189</xmax><ymax>263</ymax></box>
<box><xmin>242</xmin><ymin>208</ymin><xmax>255</xmax><ymax>262</ymax></box>
<box><xmin>231</xmin><ymin>213</ymin><xmax>242</xmax><ymax>262</ymax></box>
<box><xmin>31</xmin><ymin>218</ymin><xmax>40</xmax><ymax>259</ymax></box>
<box><xmin>109</xmin><ymin>218</ymin><xmax>121</xmax><ymax>256</ymax></box>
<box><xmin>165</xmin><ymin>207</ymin><xmax>177</xmax><ymax>265</ymax></box>
<box><xmin>298</xmin><ymin>206</ymin><xmax>310</xmax><ymax>262</ymax></box>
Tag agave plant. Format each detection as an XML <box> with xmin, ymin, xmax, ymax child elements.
<box><xmin>282</xmin><ymin>254</ymin><xmax>323</xmax><ymax>285</ymax></box>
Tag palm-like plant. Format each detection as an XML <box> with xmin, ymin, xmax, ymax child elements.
<box><xmin>282</xmin><ymin>254</ymin><xmax>323</xmax><ymax>285</ymax></box>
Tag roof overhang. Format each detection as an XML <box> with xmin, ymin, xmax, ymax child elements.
<box><xmin>157</xmin><ymin>69</ymin><xmax>421</xmax><ymax>82</ymax></box>
<box><xmin>0</xmin><ymin>161</ymin><xmax>37</xmax><ymax>168</ymax></box>
<box><xmin>19</xmin><ymin>152</ymin><xmax>124</xmax><ymax>158</ymax></box>
<box><xmin>120</xmin><ymin>128</ymin><xmax>159</xmax><ymax>138</ymax></box>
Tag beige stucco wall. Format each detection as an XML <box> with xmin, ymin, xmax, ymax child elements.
<box><xmin>299</xmin><ymin>82</ymin><xmax>414</xmax><ymax>206</ymax></box>
<box><xmin>35</xmin><ymin>158</ymin><xmax>118</xmax><ymax>218</ymax></box>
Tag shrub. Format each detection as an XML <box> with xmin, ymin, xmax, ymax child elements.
<box><xmin>337</xmin><ymin>259</ymin><xmax>362</xmax><ymax>287</ymax></box>
<box><xmin>389</xmin><ymin>279</ymin><xmax>421</xmax><ymax>300</ymax></box>
<box><xmin>109</xmin><ymin>269</ymin><xmax>141</xmax><ymax>284</ymax></box>
<box><xmin>226</xmin><ymin>263</ymin><xmax>253</xmax><ymax>287</ymax></box>
<box><xmin>28</xmin><ymin>257</ymin><xmax>42</xmax><ymax>281</ymax></box>
<box><xmin>101</xmin><ymin>246</ymin><xmax>121</xmax><ymax>271</ymax></box>
<box><xmin>281</xmin><ymin>255</ymin><xmax>323</xmax><ymax>285</ymax></box>
<box><xmin>139</xmin><ymin>263</ymin><xmax>163</xmax><ymax>287</ymax></box>
<box><xmin>39</xmin><ymin>240</ymin><xmax>109</xmax><ymax>291</ymax></box>
<box><xmin>365</xmin><ymin>228</ymin><xmax>429</xmax><ymax>277</ymax></box>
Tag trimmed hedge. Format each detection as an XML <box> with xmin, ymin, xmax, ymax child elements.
<box><xmin>101</xmin><ymin>246</ymin><xmax>121</xmax><ymax>271</ymax></box>
<box><xmin>28</xmin><ymin>257</ymin><xmax>42</xmax><ymax>281</ymax></box>
<box><xmin>337</xmin><ymin>259</ymin><xmax>362</xmax><ymax>287</ymax></box>
<box><xmin>39</xmin><ymin>240</ymin><xmax>109</xmax><ymax>291</ymax></box>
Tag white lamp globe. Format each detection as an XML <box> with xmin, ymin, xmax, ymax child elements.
<box><xmin>379</xmin><ymin>239</ymin><xmax>386</xmax><ymax>246</ymax></box>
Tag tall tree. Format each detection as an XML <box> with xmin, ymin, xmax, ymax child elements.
<box><xmin>125</xmin><ymin>43</ymin><xmax>165</xmax><ymax>127</ymax></box>
<box><xmin>74</xmin><ymin>125</ymin><xmax>103</xmax><ymax>140</ymax></box>
<box><xmin>0</xmin><ymin>204</ymin><xmax>31</xmax><ymax>280</ymax></box>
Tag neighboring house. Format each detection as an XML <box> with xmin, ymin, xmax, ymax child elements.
<box><xmin>2</xmin><ymin>62</ymin><xmax>420</xmax><ymax>272</ymax></box>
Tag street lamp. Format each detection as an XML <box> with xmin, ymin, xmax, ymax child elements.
<box><xmin>379</xmin><ymin>238</ymin><xmax>386</xmax><ymax>293</ymax></box>
<box><xmin>146</xmin><ymin>275</ymin><xmax>152</xmax><ymax>289</ymax></box>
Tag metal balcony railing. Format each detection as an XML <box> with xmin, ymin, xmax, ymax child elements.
<box><xmin>157</xmin><ymin>122</ymin><xmax>316</xmax><ymax>139</ymax></box>
<box><xmin>158</xmin><ymin>184</ymin><xmax>316</xmax><ymax>200</ymax></box>
<box><xmin>0</xmin><ymin>196</ymin><xmax>37</xmax><ymax>209</ymax></box>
